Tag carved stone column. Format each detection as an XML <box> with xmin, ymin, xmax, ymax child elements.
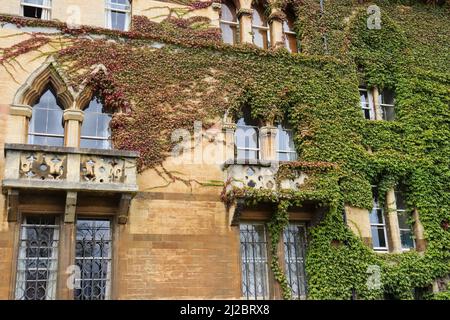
<box><xmin>223</xmin><ymin>122</ymin><xmax>237</xmax><ymax>162</ymax></box>
<box><xmin>63</xmin><ymin>109</ymin><xmax>84</xmax><ymax>148</ymax></box>
<box><xmin>8</xmin><ymin>104</ymin><xmax>32</xmax><ymax>143</ymax></box>
<box><xmin>269</xmin><ymin>11</ymin><xmax>285</xmax><ymax>49</ymax></box>
<box><xmin>372</xmin><ymin>87</ymin><xmax>383</xmax><ymax>121</ymax></box>
<box><xmin>259</xmin><ymin>125</ymin><xmax>277</xmax><ymax>161</ymax></box>
<box><xmin>413</xmin><ymin>208</ymin><xmax>426</xmax><ymax>252</ymax></box>
<box><xmin>386</xmin><ymin>188</ymin><xmax>402</xmax><ymax>253</ymax></box>
<box><xmin>238</xmin><ymin>8</ymin><xmax>254</xmax><ymax>45</ymax></box>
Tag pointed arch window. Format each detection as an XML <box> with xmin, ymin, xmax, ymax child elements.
<box><xmin>80</xmin><ymin>97</ymin><xmax>112</xmax><ymax>150</ymax></box>
<box><xmin>220</xmin><ymin>0</ymin><xmax>239</xmax><ymax>45</ymax></box>
<box><xmin>276</xmin><ymin>123</ymin><xmax>297</xmax><ymax>161</ymax></box>
<box><xmin>235</xmin><ymin>108</ymin><xmax>260</xmax><ymax>160</ymax></box>
<box><xmin>251</xmin><ymin>3</ymin><xmax>270</xmax><ymax>49</ymax></box>
<box><xmin>28</xmin><ymin>87</ymin><xmax>64</xmax><ymax>147</ymax></box>
<box><xmin>283</xmin><ymin>7</ymin><xmax>299</xmax><ymax>53</ymax></box>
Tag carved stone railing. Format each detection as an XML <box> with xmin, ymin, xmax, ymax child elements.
<box><xmin>224</xmin><ymin>160</ymin><xmax>307</xmax><ymax>192</ymax></box>
<box><xmin>3</xmin><ymin>143</ymin><xmax>139</xmax><ymax>193</ymax></box>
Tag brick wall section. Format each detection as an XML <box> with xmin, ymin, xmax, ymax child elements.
<box><xmin>115</xmin><ymin>196</ymin><xmax>241</xmax><ymax>299</ymax></box>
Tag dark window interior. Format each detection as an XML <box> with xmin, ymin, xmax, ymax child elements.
<box><xmin>23</xmin><ymin>6</ymin><xmax>43</xmax><ymax>19</ymax></box>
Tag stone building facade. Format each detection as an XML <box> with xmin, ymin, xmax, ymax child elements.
<box><xmin>0</xmin><ymin>0</ymin><xmax>444</xmax><ymax>300</ymax></box>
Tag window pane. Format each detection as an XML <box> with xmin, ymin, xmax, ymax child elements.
<box><xmin>382</xmin><ymin>105</ymin><xmax>395</xmax><ymax>121</ymax></box>
<box><xmin>74</xmin><ymin>219</ymin><xmax>112</xmax><ymax>300</ymax></box>
<box><xmin>15</xmin><ymin>216</ymin><xmax>59</xmax><ymax>300</ymax></box>
<box><xmin>379</xmin><ymin>88</ymin><xmax>395</xmax><ymax>105</ymax></box>
<box><xmin>29</xmin><ymin>89</ymin><xmax>64</xmax><ymax>147</ymax></box>
<box><xmin>220</xmin><ymin>23</ymin><xmax>237</xmax><ymax>45</ymax></box>
<box><xmin>397</xmin><ymin>211</ymin><xmax>410</xmax><ymax>229</ymax></box>
<box><xmin>81</xmin><ymin>98</ymin><xmax>112</xmax><ymax>149</ymax></box>
<box><xmin>23</xmin><ymin>6</ymin><xmax>42</xmax><ymax>18</ymax></box>
<box><xmin>371</xmin><ymin>226</ymin><xmax>387</xmax><ymax>249</ymax></box>
<box><xmin>285</xmin><ymin>34</ymin><xmax>298</xmax><ymax>53</ymax></box>
<box><xmin>253</xmin><ymin>28</ymin><xmax>268</xmax><ymax>49</ymax></box>
<box><xmin>111</xmin><ymin>11</ymin><xmax>126</xmax><ymax>30</ymax></box>
<box><xmin>23</xmin><ymin>0</ymin><xmax>45</xmax><ymax>5</ymax></box>
<box><xmin>283</xmin><ymin>224</ymin><xmax>307</xmax><ymax>299</ymax></box>
<box><xmin>240</xmin><ymin>224</ymin><xmax>269</xmax><ymax>300</ymax></box>
<box><xmin>400</xmin><ymin>230</ymin><xmax>415</xmax><ymax>250</ymax></box>
<box><xmin>369</xmin><ymin>208</ymin><xmax>384</xmax><ymax>224</ymax></box>
<box><xmin>236</xmin><ymin>127</ymin><xmax>258</xmax><ymax>153</ymax></box>
<box><xmin>221</xmin><ymin>1</ymin><xmax>237</xmax><ymax>22</ymax></box>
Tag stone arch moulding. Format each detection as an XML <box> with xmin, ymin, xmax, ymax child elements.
<box><xmin>12</xmin><ymin>56</ymin><xmax>79</xmax><ymax>110</ymax></box>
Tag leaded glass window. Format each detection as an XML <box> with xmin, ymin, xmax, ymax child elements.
<box><xmin>240</xmin><ymin>223</ymin><xmax>269</xmax><ymax>300</ymax></box>
<box><xmin>74</xmin><ymin>219</ymin><xmax>112</xmax><ymax>300</ymax></box>
<box><xmin>15</xmin><ymin>215</ymin><xmax>59</xmax><ymax>300</ymax></box>
<box><xmin>283</xmin><ymin>223</ymin><xmax>307</xmax><ymax>299</ymax></box>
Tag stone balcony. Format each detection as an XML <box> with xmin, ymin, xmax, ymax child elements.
<box><xmin>2</xmin><ymin>143</ymin><xmax>139</xmax><ymax>223</ymax></box>
<box><xmin>224</xmin><ymin>159</ymin><xmax>308</xmax><ymax>192</ymax></box>
<box><xmin>3</xmin><ymin>143</ymin><xmax>139</xmax><ymax>192</ymax></box>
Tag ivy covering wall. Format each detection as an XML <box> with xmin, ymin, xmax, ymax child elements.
<box><xmin>0</xmin><ymin>0</ymin><xmax>449</xmax><ymax>299</ymax></box>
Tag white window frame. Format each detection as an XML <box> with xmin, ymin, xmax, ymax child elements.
<box><xmin>251</xmin><ymin>7</ymin><xmax>270</xmax><ymax>49</ymax></box>
<box><xmin>359</xmin><ymin>87</ymin><xmax>376</xmax><ymax>120</ymax></box>
<box><xmin>395</xmin><ymin>191</ymin><xmax>416</xmax><ymax>251</ymax></box>
<box><xmin>370</xmin><ymin>187</ymin><xmax>389</xmax><ymax>252</ymax></box>
<box><xmin>219</xmin><ymin>2</ymin><xmax>239</xmax><ymax>45</ymax></box>
<box><xmin>378</xmin><ymin>89</ymin><xmax>396</xmax><ymax>121</ymax></box>
<box><xmin>235</xmin><ymin>123</ymin><xmax>260</xmax><ymax>160</ymax></box>
<box><xmin>276</xmin><ymin>127</ymin><xmax>298</xmax><ymax>161</ymax></box>
<box><xmin>105</xmin><ymin>0</ymin><xmax>131</xmax><ymax>31</ymax></box>
<box><xmin>21</xmin><ymin>0</ymin><xmax>52</xmax><ymax>20</ymax></box>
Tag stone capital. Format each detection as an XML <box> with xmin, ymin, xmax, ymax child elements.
<box><xmin>259</xmin><ymin>126</ymin><xmax>277</xmax><ymax>137</ymax></box>
<box><xmin>9</xmin><ymin>104</ymin><xmax>33</xmax><ymax>118</ymax></box>
<box><xmin>237</xmin><ymin>8</ymin><xmax>254</xmax><ymax>19</ymax></box>
<box><xmin>268</xmin><ymin>11</ymin><xmax>286</xmax><ymax>23</ymax></box>
<box><xmin>63</xmin><ymin>109</ymin><xmax>84</xmax><ymax>122</ymax></box>
<box><xmin>222</xmin><ymin>122</ymin><xmax>237</xmax><ymax>131</ymax></box>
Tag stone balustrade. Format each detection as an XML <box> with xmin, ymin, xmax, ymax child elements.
<box><xmin>2</xmin><ymin>143</ymin><xmax>139</xmax><ymax>193</ymax></box>
<box><xmin>224</xmin><ymin>160</ymin><xmax>307</xmax><ymax>191</ymax></box>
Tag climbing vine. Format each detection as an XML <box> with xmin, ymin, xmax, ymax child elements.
<box><xmin>0</xmin><ymin>0</ymin><xmax>448</xmax><ymax>299</ymax></box>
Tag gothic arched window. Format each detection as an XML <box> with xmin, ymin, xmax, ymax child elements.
<box><xmin>276</xmin><ymin>122</ymin><xmax>297</xmax><ymax>161</ymax></box>
<box><xmin>235</xmin><ymin>108</ymin><xmax>260</xmax><ymax>160</ymax></box>
<box><xmin>283</xmin><ymin>7</ymin><xmax>299</xmax><ymax>53</ymax></box>
<box><xmin>220</xmin><ymin>0</ymin><xmax>239</xmax><ymax>45</ymax></box>
<box><xmin>80</xmin><ymin>97</ymin><xmax>112</xmax><ymax>149</ymax></box>
<box><xmin>28</xmin><ymin>87</ymin><xmax>64</xmax><ymax>146</ymax></box>
<box><xmin>251</xmin><ymin>3</ymin><xmax>270</xmax><ymax>49</ymax></box>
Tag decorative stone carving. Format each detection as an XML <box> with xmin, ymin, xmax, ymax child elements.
<box><xmin>20</xmin><ymin>152</ymin><xmax>67</xmax><ymax>180</ymax></box>
<box><xmin>228</xmin><ymin>164</ymin><xmax>277</xmax><ymax>189</ymax></box>
<box><xmin>226</xmin><ymin>162</ymin><xmax>307</xmax><ymax>192</ymax></box>
<box><xmin>80</xmin><ymin>155</ymin><xmax>125</xmax><ymax>183</ymax></box>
